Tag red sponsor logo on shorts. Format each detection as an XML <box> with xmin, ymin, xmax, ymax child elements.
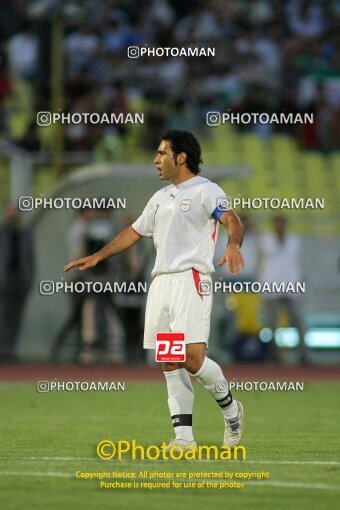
<box><xmin>155</xmin><ymin>333</ymin><xmax>186</xmax><ymax>362</ymax></box>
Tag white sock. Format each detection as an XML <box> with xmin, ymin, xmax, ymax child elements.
<box><xmin>191</xmin><ymin>357</ymin><xmax>238</xmax><ymax>419</ymax></box>
<box><xmin>164</xmin><ymin>368</ymin><xmax>194</xmax><ymax>441</ymax></box>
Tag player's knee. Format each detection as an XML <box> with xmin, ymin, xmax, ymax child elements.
<box><xmin>185</xmin><ymin>344</ymin><xmax>206</xmax><ymax>374</ymax></box>
<box><xmin>184</xmin><ymin>354</ymin><xmax>203</xmax><ymax>374</ymax></box>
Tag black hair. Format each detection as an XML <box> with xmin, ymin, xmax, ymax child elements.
<box><xmin>161</xmin><ymin>130</ymin><xmax>203</xmax><ymax>174</ymax></box>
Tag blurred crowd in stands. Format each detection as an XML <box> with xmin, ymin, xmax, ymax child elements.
<box><xmin>0</xmin><ymin>0</ymin><xmax>339</xmax><ymax>155</ymax></box>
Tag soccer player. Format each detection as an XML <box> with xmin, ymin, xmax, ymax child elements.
<box><xmin>64</xmin><ymin>130</ymin><xmax>245</xmax><ymax>450</ymax></box>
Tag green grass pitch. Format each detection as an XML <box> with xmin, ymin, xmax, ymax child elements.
<box><xmin>0</xmin><ymin>380</ymin><xmax>339</xmax><ymax>510</ymax></box>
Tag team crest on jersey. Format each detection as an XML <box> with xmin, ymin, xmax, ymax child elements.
<box><xmin>180</xmin><ymin>199</ymin><xmax>192</xmax><ymax>212</ymax></box>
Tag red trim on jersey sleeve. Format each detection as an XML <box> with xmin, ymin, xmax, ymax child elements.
<box><xmin>192</xmin><ymin>268</ymin><xmax>203</xmax><ymax>301</ymax></box>
<box><xmin>211</xmin><ymin>220</ymin><xmax>218</xmax><ymax>242</ymax></box>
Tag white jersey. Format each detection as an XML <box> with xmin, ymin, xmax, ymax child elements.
<box><xmin>132</xmin><ymin>176</ymin><xmax>229</xmax><ymax>276</ymax></box>
<box><xmin>258</xmin><ymin>233</ymin><xmax>301</xmax><ymax>299</ymax></box>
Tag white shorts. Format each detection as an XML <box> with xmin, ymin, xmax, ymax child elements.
<box><xmin>143</xmin><ymin>269</ymin><xmax>213</xmax><ymax>349</ymax></box>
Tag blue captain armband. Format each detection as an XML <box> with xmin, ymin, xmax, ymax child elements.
<box><xmin>212</xmin><ymin>207</ymin><xmax>225</xmax><ymax>222</ymax></box>
<box><xmin>212</xmin><ymin>196</ymin><xmax>232</xmax><ymax>222</ymax></box>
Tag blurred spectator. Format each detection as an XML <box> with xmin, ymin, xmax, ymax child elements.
<box><xmin>106</xmin><ymin>80</ymin><xmax>129</xmax><ymax>137</ymax></box>
<box><xmin>102</xmin><ymin>20</ymin><xmax>129</xmax><ymax>54</ymax></box>
<box><xmin>166</xmin><ymin>98</ymin><xmax>196</xmax><ymax>132</ymax></box>
<box><xmin>0</xmin><ymin>203</ymin><xmax>34</xmax><ymax>362</ymax></box>
<box><xmin>0</xmin><ymin>0</ymin><xmax>339</xmax><ymax>151</ymax></box>
<box><xmin>93</xmin><ymin>127</ymin><xmax>124</xmax><ymax>161</ymax></box>
<box><xmin>286</xmin><ymin>0</ymin><xmax>327</xmax><ymax>39</ymax></box>
<box><xmin>65</xmin><ymin>24</ymin><xmax>100</xmax><ymax>78</ymax></box>
<box><xmin>258</xmin><ymin>215</ymin><xmax>307</xmax><ymax>363</ymax></box>
<box><xmin>7</xmin><ymin>22</ymin><xmax>38</xmax><ymax>79</ymax></box>
<box><xmin>0</xmin><ymin>51</ymin><xmax>11</xmax><ymax>132</ymax></box>
<box><xmin>143</xmin><ymin>99</ymin><xmax>167</xmax><ymax>151</ymax></box>
<box><xmin>0</xmin><ymin>49</ymin><xmax>10</xmax><ymax>94</ymax></box>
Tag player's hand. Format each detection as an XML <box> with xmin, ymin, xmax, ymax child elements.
<box><xmin>217</xmin><ymin>245</ymin><xmax>245</xmax><ymax>275</ymax></box>
<box><xmin>64</xmin><ymin>254</ymin><xmax>100</xmax><ymax>272</ymax></box>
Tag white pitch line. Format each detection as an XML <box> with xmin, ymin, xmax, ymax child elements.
<box><xmin>0</xmin><ymin>457</ymin><xmax>94</xmax><ymax>461</ymax></box>
<box><xmin>0</xmin><ymin>472</ymin><xmax>338</xmax><ymax>491</ymax></box>
<box><xmin>247</xmin><ymin>481</ymin><xmax>339</xmax><ymax>491</ymax></box>
<box><xmin>0</xmin><ymin>457</ymin><xmax>339</xmax><ymax>466</ymax></box>
<box><xmin>236</xmin><ymin>460</ymin><xmax>340</xmax><ymax>466</ymax></box>
<box><xmin>0</xmin><ymin>471</ymin><xmax>72</xmax><ymax>478</ymax></box>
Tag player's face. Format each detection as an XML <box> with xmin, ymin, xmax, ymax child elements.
<box><xmin>154</xmin><ymin>140</ymin><xmax>181</xmax><ymax>181</ymax></box>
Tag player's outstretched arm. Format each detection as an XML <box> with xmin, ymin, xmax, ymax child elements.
<box><xmin>218</xmin><ymin>210</ymin><xmax>245</xmax><ymax>275</ymax></box>
<box><xmin>64</xmin><ymin>225</ymin><xmax>142</xmax><ymax>272</ymax></box>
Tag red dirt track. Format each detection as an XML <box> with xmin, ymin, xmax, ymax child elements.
<box><xmin>0</xmin><ymin>363</ymin><xmax>339</xmax><ymax>382</ymax></box>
